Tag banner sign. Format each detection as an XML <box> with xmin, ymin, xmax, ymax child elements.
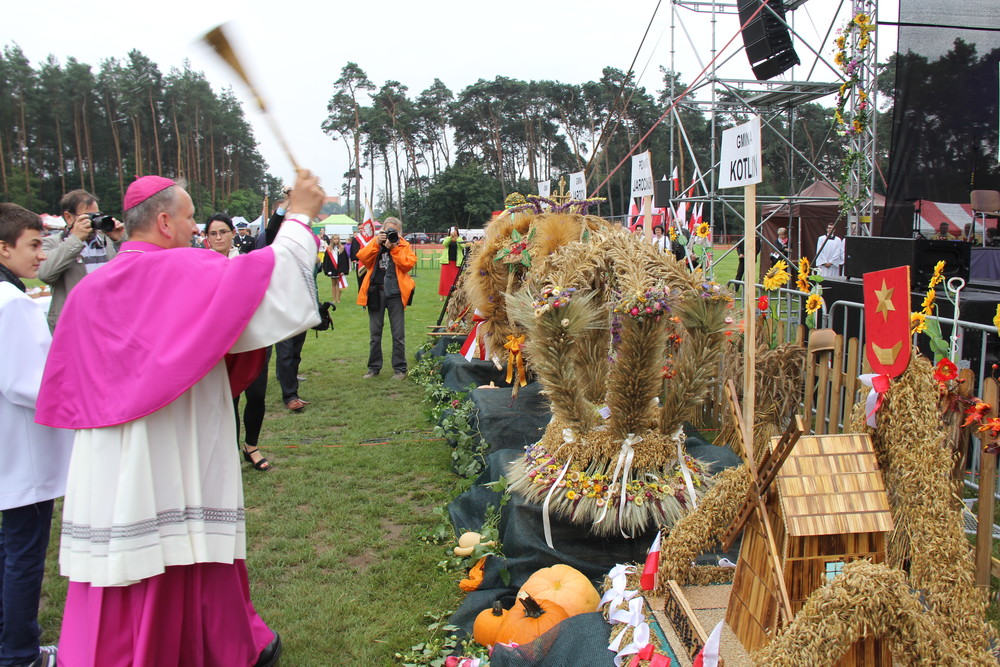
<box><xmin>569</xmin><ymin>171</ymin><xmax>586</xmax><ymax>200</ymax></box>
<box><xmin>718</xmin><ymin>116</ymin><xmax>762</xmax><ymax>189</ymax></box>
<box><xmin>630</xmin><ymin>151</ymin><xmax>654</xmax><ymax>200</ymax></box>
<box><xmin>863</xmin><ymin>265</ymin><xmax>912</xmax><ymax>378</ymax></box>
<box><xmin>538</xmin><ymin>180</ymin><xmax>551</xmax><ymax>198</ymax></box>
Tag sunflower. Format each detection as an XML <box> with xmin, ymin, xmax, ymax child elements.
<box><xmin>910</xmin><ymin>311</ymin><xmax>927</xmax><ymax>335</ymax></box>
<box><xmin>921</xmin><ymin>289</ymin><xmax>936</xmax><ymax>315</ymax></box>
<box><xmin>805</xmin><ymin>293</ymin><xmax>824</xmax><ymax>314</ymax></box>
<box><xmin>994</xmin><ymin>304</ymin><xmax>1000</xmax><ymax>332</ymax></box>
<box><xmin>929</xmin><ymin>260</ymin><xmax>946</xmax><ymax>288</ymax></box>
<box><xmin>796</xmin><ymin>257</ymin><xmax>812</xmax><ymax>292</ymax></box>
<box><xmin>695</xmin><ymin>222</ymin><xmax>710</xmax><ymax>238</ymax></box>
<box><xmin>762</xmin><ymin>260</ymin><xmax>790</xmax><ymax>291</ymax></box>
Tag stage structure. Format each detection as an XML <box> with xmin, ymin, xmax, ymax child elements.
<box><xmin>664</xmin><ymin>0</ymin><xmax>879</xmax><ymax>265</ymax></box>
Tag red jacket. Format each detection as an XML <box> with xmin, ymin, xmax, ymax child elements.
<box><xmin>356</xmin><ymin>237</ymin><xmax>416</xmax><ymax>308</ymax></box>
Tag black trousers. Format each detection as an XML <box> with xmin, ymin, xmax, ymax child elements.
<box><xmin>234</xmin><ymin>346</ymin><xmax>271</xmax><ymax>448</ymax></box>
<box><xmin>276</xmin><ymin>332</ymin><xmax>306</xmax><ymax>403</ymax></box>
<box><xmin>367</xmin><ymin>286</ymin><xmax>406</xmax><ymax>374</ymax></box>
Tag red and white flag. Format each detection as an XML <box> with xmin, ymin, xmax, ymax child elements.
<box><xmin>691</xmin><ymin>620</ymin><xmax>723</xmax><ymax>667</ymax></box>
<box><xmin>671</xmin><ymin>167</ymin><xmax>679</xmax><ymax>193</ymax></box>
<box><xmin>356</xmin><ymin>199</ymin><xmax>376</xmax><ymax>249</ymax></box>
<box><xmin>639</xmin><ymin>531</ymin><xmax>662</xmax><ymax>591</ymax></box>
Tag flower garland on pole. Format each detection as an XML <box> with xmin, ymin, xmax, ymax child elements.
<box><xmin>833</xmin><ymin>1</ymin><xmax>875</xmax><ymax>222</ymax></box>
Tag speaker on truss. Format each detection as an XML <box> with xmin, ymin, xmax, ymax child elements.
<box><xmin>653</xmin><ymin>180</ymin><xmax>672</xmax><ymax>209</ymax></box>
<box><xmin>737</xmin><ymin>0</ymin><xmax>800</xmax><ymax>81</ymax></box>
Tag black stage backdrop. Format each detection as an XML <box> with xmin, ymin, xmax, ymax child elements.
<box><xmin>884</xmin><ymin>0</ymin><xmax>1000</xmax><ymax>236</ymax></box>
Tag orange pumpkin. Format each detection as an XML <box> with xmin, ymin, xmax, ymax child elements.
<box><xmin>493</xmin><ymin>593</ymin><xmax>569</xmax><ymax>645</ymax></box>
<box><xmin>517</xmin><ymin>564</ymin><xmax>601</xmax><ymax>617</ymax></box>
<box><xmin>472</xmin><ymin>600</ymin><xmax>508</xmax><ymax>646</ymax></box>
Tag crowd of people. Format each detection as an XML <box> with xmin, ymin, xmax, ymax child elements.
<box><xmin>0</xmin><ymin>168</ymin><xmax>421</xmax><ymax>667</ymax></box>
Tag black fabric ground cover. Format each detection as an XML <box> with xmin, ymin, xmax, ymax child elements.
<box><xmin>448</xmin><ymin>439</ymin><xmax>743</xmax><ymax>639</ymax></box>
<box><xmin>441</xmin><ymin>353</ymin><xmax>509</xmax><ymax>393</ymax></box>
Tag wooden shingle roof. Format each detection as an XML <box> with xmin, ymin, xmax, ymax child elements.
<box><xmin>774</xmin><ymin>433</ymin><xmax>895</xmax><ymax>537</ymax></box>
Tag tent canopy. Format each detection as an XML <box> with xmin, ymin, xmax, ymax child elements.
<box><xmin>758</xmin><ymin>181</ymin><xmax>886</xmax><ymax>271</ymax></box>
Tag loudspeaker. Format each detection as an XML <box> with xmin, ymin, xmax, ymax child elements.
<box><xmin>653</xmin><ymin>180</ymin><xmax>672</xmax><ymax>209</ymax></box>
<box><xmin>913</xmin><ymin>239</ymin><xmax>971</xmax><ymax>286</ymax></box>
<box><xmin>737</xmin><ymin>0</ymin><xmax>800</xmax><ymax>80</ymax></box>
<box><xmin>843</xmin><ymin>237</ymin><xmax>970</xmax><ymax>285</ymax></box>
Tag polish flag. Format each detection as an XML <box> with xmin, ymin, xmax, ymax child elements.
<box><xmin>356</xmin><ymin>199</ymin><xmax>376</xmax><ymax>248</ymax></box>
<box><xmin>691</xmin><ymin>621</ymin><xmax>723</xmax><ymax>667</ymax></box>
<box><xmin>671</xmin><ymin>167</ymin><xmax>680</xmax><ymax>193</ymax></box>
<box><xmin>629</xmin><ymin>199</ymin><xmax>641</xmax><ymax>230</ymax></box>
<box><xmin>693</xmin><ymin>202</ymin><xmax>703</xmax><ymax>228</ymax></box>
<box><xmin>676</xmin><ymin>201</ymin><xmax>688</xmax><ymax>231</ymax></box>
<box><xmin>639</xmin><ymin>531</ymin><xmax>662</xmax><ymax>591</ymax></box>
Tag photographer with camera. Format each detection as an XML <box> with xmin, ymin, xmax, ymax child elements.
<box><xmin>357</xmin><ymin>217</ymin><xmax>416</xmax><ymax>379</ymax></box>
<box><xmin>38</xmin><ymin>189</ymin><xmax>124</xmax><ymax>331</ymax></box>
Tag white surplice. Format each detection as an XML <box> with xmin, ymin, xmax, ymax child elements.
<box><xmin>59</xmin><ymin>217</ymin><xmax>320</xmax><ymax>587</ymax></box>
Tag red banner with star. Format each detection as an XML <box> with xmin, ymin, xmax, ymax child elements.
<box><xmin>863</xmin><ymin>265</ymin><xmax>911</xmax><ymax>378</ymax></box>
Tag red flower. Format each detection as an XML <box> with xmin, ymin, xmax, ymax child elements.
<box><xmin>757</xmin><ymin>295</ymin><xmax>769</xmax><ymax>312</ymax></box>
<box><xmin>963</xmin><ymin>401</ymin><xmax>991</xmax><ymax>427</ymax></box>
<box><xmin>978</xmin><ymin>417</ymin><xmax>1000</xmax><ymax>439</ymax></box>
<box><xmin>934</xmin><ymin>358</ymin><xmax>958</xmax><ymax>384</ymax></box>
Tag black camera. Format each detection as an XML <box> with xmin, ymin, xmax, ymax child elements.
<box><xmin>87</xmin><ymin>212</ymin><xmax>117</xmax><ymax>234</ymax></box>
<box><xmin>312</xmin><ymin>301</ymin><xmax>336</xmax><ymax>332</ymax></box>
<box><xmin>385</xmin><ymin>229</ymin><xmax>399</xmax><ymax>244</ymax></box>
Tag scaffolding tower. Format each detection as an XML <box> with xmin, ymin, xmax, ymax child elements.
<box><xmin>665</xmin><ymin>0</ymin><xmax>879</xmax><ymax>265</ymax></box>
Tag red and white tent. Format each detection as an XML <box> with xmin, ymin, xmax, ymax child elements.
<box><xmin>912</xmin><ymin>201</ymin><xmax>976</xmax><ymax>237</ymax></box>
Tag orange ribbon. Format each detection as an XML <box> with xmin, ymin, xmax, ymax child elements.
<box><xmin>504</xmin><ymin>335</ymin><xmax>527</xmax><ymax>386</ymax></box>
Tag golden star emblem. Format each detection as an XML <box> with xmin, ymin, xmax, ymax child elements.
<box><xmin>874</xmin><ymin>280</ymin><xmax>895</xmax><ymax>321</ymax></box>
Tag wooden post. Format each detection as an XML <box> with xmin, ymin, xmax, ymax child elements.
<box><xmin>976</xmin><ymin>378</ymin><xmax>998</xmax><ymax>589</ymax></box>
<box><xmin>643</xmin><ymin>194</ymin><xmax>653</xmax><ymax>241</ymax></box>
<box><xmin>743</xmin><ymin>183</ymin><xmax>757</xmax><ymax>451</ymax></box>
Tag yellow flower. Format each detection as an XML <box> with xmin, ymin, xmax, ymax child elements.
<box><xmin>762</xmin><ymin>260</ymin><xmax>790</xmax><ymax>291</ymax></box>
<box><xmin>797</xmin><ymin>258</ymin><xmax>811</xmax><ymax>292</ymax></box>
<box><xmin>853</xmin><ymin>119</ymin><xmax>863</xmax><ymax>133</ymax></box>
<box><xmin>911</xmin><ymin>312</ymin><xmax>927</xmax><ymax>335</ymax></box>
<box><xmin>696</xmin><ymin>222</ymin><xmax>710</xmax><ymax>238</ymax></box>
<box><xmin>994</xmin><ymin>304</ymin><xmax>1000</xmax><ymax>332</ymax></box>
<box><xmin>834</xmin><ymin>51</ymin><xmax>845</xmax><ymax>67</ymax></box>
<box><xmin>565</xmin><ymin>490</ymin><xmax>577</xmax><ymax>501</ymax></box>
<box><xmin>921</xmin><ymin>289</ymin><xmax>936</xmax><ymax>315</ymax></box>
<box><xmin>806</xmin><ymin>294</ymin><xmax>824</xmax><ymax>314</ymax></box>
<box><xmin>929</xmin><ymin>260</ymin><xmax>946</xmax><ymax>288</ymax></box>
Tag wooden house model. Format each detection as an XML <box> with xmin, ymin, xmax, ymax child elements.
<box><xmin>725</xmin><ymin>432</ymin><xmax>895</xmax><ymax>666</ymax></box>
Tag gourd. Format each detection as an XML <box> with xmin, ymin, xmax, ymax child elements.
<box><xmin>472</xmin><ymin>600</ymin><xmax>508</xmax><ymax>646</ymax></box>
<box><xmin>517</xmin><ymin>564</ymin><xmax>601</xmax><ymax>617</ymax></box>
<box><xmin>493</xmin><ymin>593</ymin><xmax>569</xmax><ymax>645</ymax></box>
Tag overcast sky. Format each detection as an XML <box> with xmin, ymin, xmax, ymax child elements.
<box><xmin>5</xmin><ymin>0</ymin><xmax>880</xmax><ymax>198</ymax></box>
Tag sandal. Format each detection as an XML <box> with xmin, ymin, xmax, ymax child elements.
<box><xmin>242</xmin><ymin>445</ymin><xmax>272</xmax><ymax>471</ymax></box>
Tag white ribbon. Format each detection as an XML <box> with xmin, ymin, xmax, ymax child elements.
<box><xmin>608</xmin><ymin>596</ymin><xmax>645</xmax><ymax>627</ymax></box>
<box><xmin>540</xmin><ymin>429</ymin><xmax>577</xmax><ymax>549</ymax></box>
<box><xmin>600</xmin><ymin>564</ymin><xmax>638</xmax><ymax>609</ymax></box>
<box><xmin>612</xmin><ymin>622</ymin><xmax>650</xmax><ymax>666</ymax></box>
<box><xmin>595</xmin><ymin>434</ymin><xmax>641</xmax><ymax>538</ymax></box>
<box><xmin>673</xmin><ymin>424</ymin><xmax>698</xmax><ymax>509</ymax></box>
<box><xmin>858</xmin><ymin>373</ymin><xmax>879</xmax><ymax>428</ymax></box>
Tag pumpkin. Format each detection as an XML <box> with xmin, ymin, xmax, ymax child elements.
<box><xmin>472</xmin><ymin>600</ymin><xmax>508</xmax><ymax>646</ymax></box>
<box><xmin>493</xmin><ymin>593</ymin><xmax>569</xmax><ymax>645</ymax></box>
<box><xmin>458</xmin><ymin>532</ymin><xmax>482</xmax><ymax>549</ymax></box>
<box><xmin>517</xmin><ymin>564</ymin><xmax>601</xmax><ymax>617</ymax></box>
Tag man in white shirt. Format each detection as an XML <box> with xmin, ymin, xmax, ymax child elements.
<box><xmin>0</xmin><ymin>204</ymin><xmax>73</xmax><ymax>667</ymax></box>
<box><xmin>814</xmin><ymin>222</ymin><xmax>844</xmax><ymax>278</ymax></box>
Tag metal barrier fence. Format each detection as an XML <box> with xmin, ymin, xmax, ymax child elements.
<box><xmin>726</xmin><ymin>280</ymin><xmax>827</xmax><ymax>346</ymax></box>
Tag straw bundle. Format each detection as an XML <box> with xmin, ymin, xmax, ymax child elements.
<box><xmin>850</xmin><ymin>352</ymin><xmax>996</xmax><ymax>662</ymax></box>
<box><xmin>752</xmin><ymin>559</ymin><xmax>956</xmax><ymax>666</ymax></box>
<box><xmin>655</xmin><ymin>465</ymin><xmax>748</xmax><ymax>589</ymax></box>
<box><xmin>715</xmin><ymin>341</ymin><xmax>807</xmax><ymax>454</ymax></box>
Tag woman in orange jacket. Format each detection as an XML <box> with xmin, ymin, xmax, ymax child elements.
<box><xmin>356</xmin><ymin>217</ymin><xmax>416</xmax><ymax>379</ymax></box>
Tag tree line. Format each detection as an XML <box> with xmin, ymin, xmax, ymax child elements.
<box><xmin>324</xmin><ymin>62</ymin><xmax>852</xmax><ymax>232</ymax></box>
<box><xmin>0</xmin><ymin>44</ymin><xmax>281</xmax><ymax>220</ymax></box>
<box><xmin>4</xmin><ymin>43</ymin><xmax>894</xmax><ymax>233</ymax></box>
